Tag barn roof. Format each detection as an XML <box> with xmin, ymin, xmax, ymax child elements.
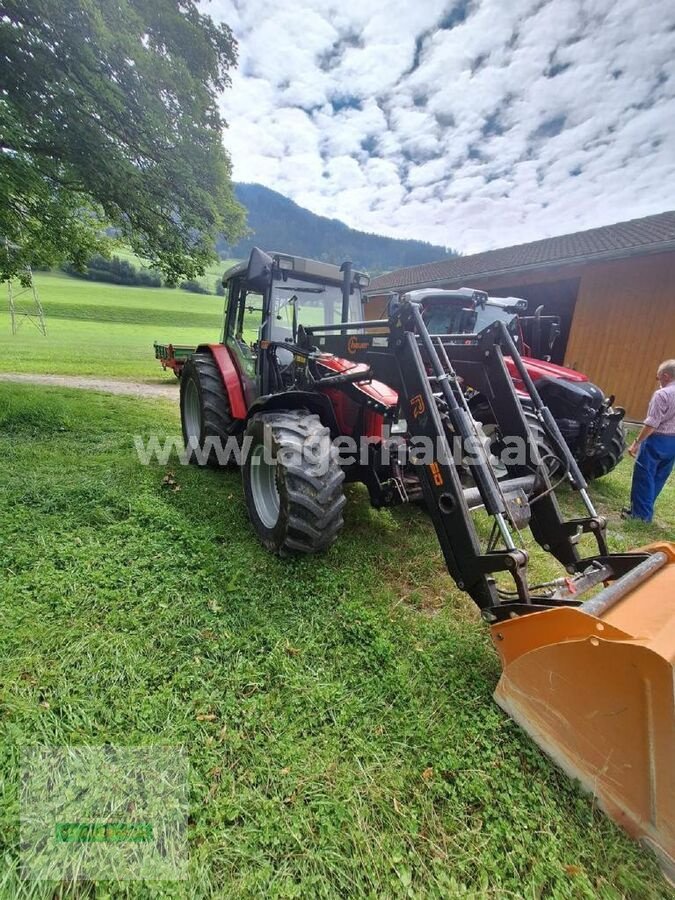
<box><xmin>368</xmin><ymin>210</ymin><xmax>675</xmax><ymax>294</ymax></box>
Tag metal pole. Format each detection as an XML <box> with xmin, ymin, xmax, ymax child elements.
<box><xmin>340</xmin><ymin>261</ymin><xmax>352</xmax><ymax>324</ymax></box>
<box><xmin>497</xmin><ymin>322</ymin><xmax>597</xmax><ymax>516</ymax></box>
<box><xmin>580</xmin><ymin>551</ymin><xmax>668</xmax><ymax>617</ymax></box>
<box><xmin>408</xmin><ymin>303</ymin><xmax>515</xmax><ymax>550</ymax></box>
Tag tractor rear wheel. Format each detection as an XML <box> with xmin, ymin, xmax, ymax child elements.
<box><xmin>579</xmin><ymin>424</ymin><xmax>626</xmax><ymax>480</ymax></box>
<box><xmin>242</xmin><ymin>410</ymin><xmax>346</xmax><ymax>555</ymax></box>
<box><xmin>180</xmin><ymin>352</ymin><xmax>236</xmax><ymax>467</ymax></box>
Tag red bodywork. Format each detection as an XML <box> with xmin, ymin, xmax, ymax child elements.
<box><xmin>316</xmin><ymin>356</ymin><xmax>398</xmax><ymax>438</ymax></box>
<box><xmin>159</xmin><ymin>343</ymin><xmax>585</xmax><ymax>436</ymax></box>
<box><xmin>505</xmin><ymin>355</ymin><xmax>588</xmax><ymax>392</ymax></box>
<box><xmin>196</xmin><ymin>343</ymin><xmax>248</xmax><ymax>420</ymax></box>
<box><xmin>313</xmin><ymin>354</ymin><xmax>586</xmax><ymax>438</ymax></box>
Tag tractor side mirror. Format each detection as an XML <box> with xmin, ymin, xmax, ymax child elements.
<box><xmin>460</xmin><ymin>307</ymin><xmax>478</xmax><ymax>333</ymax></box>
<box><xmin>246</xmin><ymin>247</ymin><xmax>273</xmax><ymax>292</ymax></box>
<box><xmin>547</xmin><ymin>317</ymin><xmax>561</xmax><ymax>350</ymax></box>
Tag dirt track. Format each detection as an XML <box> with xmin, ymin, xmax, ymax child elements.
<box><xmin>0</xmin><ymin>372</ymin><xmax>179</xmax><ymax>400</ymax></box>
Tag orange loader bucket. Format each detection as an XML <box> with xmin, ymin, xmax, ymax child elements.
<box><xmin>492</xmin><ymin>542</ymin><xmax>675</xmax><ymax>881</ymax></box>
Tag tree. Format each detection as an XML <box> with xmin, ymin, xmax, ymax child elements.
<box><xmin>0</xmin><ymin>0</ymin><xmax>245</xmax><ymax>282</ymax></box>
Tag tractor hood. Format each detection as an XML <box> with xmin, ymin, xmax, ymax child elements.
<box><xmin>513</xmin><ymin>355</ymin><xmax>589</xmax><ymax>383</ymax></box>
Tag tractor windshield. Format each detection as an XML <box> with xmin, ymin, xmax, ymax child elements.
<box><xmin>423</xmin><ymin>301</ymin><xmax>522</xmax><ymax>347</ymax></box>
<box><xmin>268</xmin><ymin>275</ymin><xmax>361</xmax><ymax>344</ymax></box>
<box><xmin>475</xmin><ymin>304</ymin><xmax>521</xmax><ymax>342</ymax></box>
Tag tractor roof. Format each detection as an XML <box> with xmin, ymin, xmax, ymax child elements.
<box><xmin>403</xmin><ymin>287</ymin><xmax>528</xmax><ymax>313</ymax></box>
<box><xmin>223</xmin><ymin>250</ymin><xmax>369</xmax><ymax>289</ymax></box>
<box><xmin>404</xmin><ymin>287</ymin><xmax>489</xmax><ymax>308</ymax></box>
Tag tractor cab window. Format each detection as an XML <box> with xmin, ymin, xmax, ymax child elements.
<box><xmin>423</xmin><ymin>301</ymin><xmax>521</xmax><ymax>347</ymax></box>
<box><xmin>268</xmin><ymin>275</ymin><xmax>361</xmax><ymax>345</ymax></box>
<box><xmin>474</xmin><ymin>305</ymin><xmax>521</xmax><ymax>346</ymax></box>
<box><xmin>422</xmin><ymin>303</ymin><xmax>478</xmax><ymax>335</ymax></box>
<box><xmin>225</xmin><ymin>278</ymin><xmax>264</xmax><ymax>376</ymax></box>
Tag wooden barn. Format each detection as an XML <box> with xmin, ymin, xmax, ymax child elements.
<box><xmin>366</xmin><ymin>211</ymin><xmax>675</xmax><ymax>421</ymax></box>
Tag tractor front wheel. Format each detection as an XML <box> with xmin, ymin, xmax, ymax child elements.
<box><xmin>242</xmin><ymin>410</ymin><xmax>346</xmax><ymax>555</ymax></box>
<box><xmin>579</xmin><ymin>424</ymin><xmax>627</xmax><ymax>480</ymax></box>
<box><xmin>472</xmin><ymin>401</ymin><xmax>563</xmax><ymax>479</ymax></box>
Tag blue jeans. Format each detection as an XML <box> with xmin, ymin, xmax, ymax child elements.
<box><xmin>630</xmin><ymin>433</ymin><xmax>675</xmax><ymax>522</ymax></box>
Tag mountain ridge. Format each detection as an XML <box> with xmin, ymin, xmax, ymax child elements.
<box><xmin>216</xmin><ymin>183</ymin><xmax>457</xmax><ymax>274</ymax></box>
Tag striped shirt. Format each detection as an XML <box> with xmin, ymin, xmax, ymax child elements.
<box><xmin>644</xmin><ymin>382</ymin><xmax>675</xmax><ymax>435</ymax></box>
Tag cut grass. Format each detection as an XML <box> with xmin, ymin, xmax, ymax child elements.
<box><xmin>0</xmin><ymin>383</ymin><xmax>672</xmax><ymax>898</ymax></box>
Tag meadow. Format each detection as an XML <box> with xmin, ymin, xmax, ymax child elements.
<box><xmin>0</xmin><ymin>273</ymin><xmax>673</xmax><ymax>897</ymax></box>
<box><xmin>0</xmin><ymin>272</ymin><xmax>226</xmax><ymax>381</ymax></box>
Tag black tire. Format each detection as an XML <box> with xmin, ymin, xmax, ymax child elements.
<box><xmin>522</xmin><ymin>407</ymin><xmax>564</xmax><ymax>478</ymax></box>
<box><xmin>180</xmin><ymin>352</ymin><xmax>236</xmax><ymax>467</ymax></box>
<box><xmin>242</xmin><ymin>410</ymin><xmax>346</xmax><ymax>555</ymax></box>
<box><xmin>579</xmin><ymin>424</ymin><xmax>626</xmax><ymax>481</ymax></box>
<box><xmin>472</xmin><ymin>401</ymin><xmax>563</xmax><ymax>478</ymax></box>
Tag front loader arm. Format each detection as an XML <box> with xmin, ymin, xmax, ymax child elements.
<box><xmin>393</xmin><ymin>325</ymin><xmax>529</xmax><ymax>610</ymax></box>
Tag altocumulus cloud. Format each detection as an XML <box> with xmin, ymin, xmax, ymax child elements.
<box><xmin>212</xmin><ymin>0</ymin><xmax>675</xmax><ymax>253</ymax></box>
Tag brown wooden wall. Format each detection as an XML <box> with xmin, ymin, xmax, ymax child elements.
<box><xmin>366</xmin><ymin>249</ymin><xmax>675</xmax><ymax>420</ymax></box>
<box><xmin>565</xmin><ymin>252</ymin><xmax>675</xmax><ymax>420</ymax></box>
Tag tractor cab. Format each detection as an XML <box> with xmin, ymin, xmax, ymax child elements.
<box><xmin>405</xmin><ymin>288</ymin><xmax>523</xmax><ymax>347</ymax></box>
<box><xmin>221</xmin><ymin>248</ymin><xmax>369</xmax><ymax>404</ymax></box>
<box><xmin>399</xmin><ymin>288</ymin><xmax>561</xmax><ymax>361</ymax></box>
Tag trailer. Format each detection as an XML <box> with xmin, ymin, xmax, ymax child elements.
<box><xmin>153</xmin><ymin>341</ymin><xmax>195</xmax><ymax>378</ymax></box>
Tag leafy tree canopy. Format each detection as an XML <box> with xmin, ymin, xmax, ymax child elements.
<box><xmin>0</xmin><ymin>0</ymin><xmax>245</xmax><ymax>282</ymax></box>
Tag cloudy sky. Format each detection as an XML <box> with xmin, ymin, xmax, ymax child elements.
<box><xmin>212</xmin><ymin>0</ymin><xmax>675</xmax><ymax>253</ymax></box>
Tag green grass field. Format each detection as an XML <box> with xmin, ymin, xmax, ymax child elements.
<box><xmin>0</xmin><ymin>272</ymin><xmax>225</xmax><ymax>381</ymax></box>
<box><xmin>0</xmin><ymin>381</ymin><xmax>673</xmax><ymax>897</ymax></box>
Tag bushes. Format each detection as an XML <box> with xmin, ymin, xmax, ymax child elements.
<box><xmin>61</xmin><ymin>255</ymin><xmax>163</xmax><ymax>287</ymax></box>
<box><xmin>60</xmin><ymin>254</ymin><xmax>215</xmax><ymax>293</ymax></box>
<box><xmin>179</xmin><ymin>279</ymin><xmax>210</xmax><ymax>295</ymax></box>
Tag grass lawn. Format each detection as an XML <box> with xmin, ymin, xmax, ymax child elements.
<box><xmin>0</xmin><ymin>382</ymin><xmax>672</xmax><ymax>897</ymax></box>
<box><xmin>0</xmin><ymin>272</ymin><xmax>224</xmax><ymax>382</ymax></box>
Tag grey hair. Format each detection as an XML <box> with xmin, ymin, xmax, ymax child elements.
<box><xmin>657</xmin><ymin>359</ymin><xmax>675</xmax><ymax>378</ymax></box>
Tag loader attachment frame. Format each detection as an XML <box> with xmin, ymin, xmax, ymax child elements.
<box><xmin>305</xmin><ymin>299</ymin><xmax>634</xmax><ymax>617</ymax></box>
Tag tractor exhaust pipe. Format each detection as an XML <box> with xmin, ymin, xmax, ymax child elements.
<box><xmin>340</xmin><ymin>261</ymin><xmax>352</xmax><ymax>324</ymax></box>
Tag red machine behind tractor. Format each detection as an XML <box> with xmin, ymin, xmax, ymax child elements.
<box><xmin>155</xmin><ymin>248</ymin><xmax>674</xmax><ymax>875</ymax></box>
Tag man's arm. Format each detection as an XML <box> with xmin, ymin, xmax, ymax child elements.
<box><xmin>629</xmin><ymin>389</ymin><xmax>667</xmax><ymax>457</ymax></box>
<box><xmin>628</xmin><ymin>424</ymin><xmax>656</xmax><ymax>457</ymax></box>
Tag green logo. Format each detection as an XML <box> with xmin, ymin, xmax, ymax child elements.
<box><xmin>55</xmin><ymin>823</ymin><xmax>153</xmax><ymax>843</ymax></box>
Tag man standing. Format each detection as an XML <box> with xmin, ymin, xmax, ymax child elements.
<box><xmin>623</xmin><ymin>359</ymin><xmax>675</xmax><ymax>522</ymax></box>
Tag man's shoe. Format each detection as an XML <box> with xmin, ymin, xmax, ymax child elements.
<box><xmin>621</xmin><ymin>507</ymin><xmax>651</xmax><ymax>522</ymax></box>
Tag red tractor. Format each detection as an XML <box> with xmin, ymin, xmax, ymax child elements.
<box><xmin>161</xmin><ymin>247</ymin><xmax>674</xmax><ymax>870</ymax></box>
<box><xmin>375</xmin><ymin>289</ymin><xmax>626</xmax><ymax>481</ymax></box>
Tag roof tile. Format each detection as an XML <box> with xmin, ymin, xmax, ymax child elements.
<box><xmin>370</xmin><ymin>210</ymin><xmax>675</xmax><ymax>292</ymax></box>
